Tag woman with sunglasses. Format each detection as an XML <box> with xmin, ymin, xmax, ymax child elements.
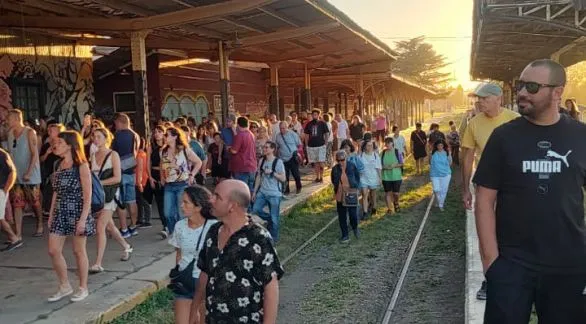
<box><xmin>88</xmin><ymin>127</ymin><xmax>133</xmax><ymax>273</ymax></box>
<box><xmin>168</xmin><ymin>185</ymin><xmax>217</xmax><ymax>324</ymax></box>
<box><xmin>331</xmin><ymin>150</ymin><xmax>360</xmax><ymax>243</ymax></box>
<box><xmin>160</xmin><ymin>127</ymin><xmax>203</xmax><ymax>235</ymax></box>
<box><xmin>47</xmin><ymin>131</ymin><xmax>95</xmax><ymax>302</ymax></box>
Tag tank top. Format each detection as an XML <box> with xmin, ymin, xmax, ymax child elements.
<box><xmin>161</xmin><ymin>147</ymin><xmax>190</xmax><ymax>183</ymax></box>
<box><xmin>90</xmin><ymin>150</ymin><xmax>113</xmax><ymax>176</ymax></box>
<box><xmin>7</xmin><ymin>127</ymin><xmax>41</xmax><ymax>185</ymax></box>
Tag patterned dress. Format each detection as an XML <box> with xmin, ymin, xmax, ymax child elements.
<box><xmin>198</xmin><ymin>219</ymin><xmax>284</xmax><ymax>323</ymax></box>
<box><xmin>50</xmin><ymin>166</ymin><xmax>95</xmax><ymax>236</ymax></box>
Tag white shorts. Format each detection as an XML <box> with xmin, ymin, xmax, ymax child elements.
<box><xmin>0</xmin><ymin>190</ymin><xmax>7</xmax><ymax>220</ymax></box>
<box><xmin>307</xmin><ymin>145</ymin><xmax>326</xmax><ymax>163</ymax></box>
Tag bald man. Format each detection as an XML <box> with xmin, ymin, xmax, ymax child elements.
<box><xmin>275</xmin><ymin>121</ymin><xmax>302</xmax><ymax>195</ymax></box>
<box><xmin>192</xmin><ymin>180</ymin><xmax>284</xmax><ymax>324</ymax></box>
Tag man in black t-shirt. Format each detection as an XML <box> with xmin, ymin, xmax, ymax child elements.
<box><xmin>304</xmin><ymin>109</ymin><xmax>329</xmax><ymax>182</ymax></box>
<box><xmin>474</xmin><ymin>59</ymin><xmax>586</xmax><ymax>324</ymax></box>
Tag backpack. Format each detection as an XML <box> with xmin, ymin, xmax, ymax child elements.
<box><xmin>54</xmin><ymin>159</ymin><xmax>105</xmax><ymax>213</ymax></box>
<box><xmin>257</xmin><ymin>157</ymin><xmax>284</xmax><ymax>193</ymax></box>
<box><xmin>381</xmin><ymin>148</ymin><xmax>403</xmax><ymax>165</ymax></box>
<box><xmin>91</xmin><ymin>171</ymin><xmax>105</xmax><ymax>213</ymax></box>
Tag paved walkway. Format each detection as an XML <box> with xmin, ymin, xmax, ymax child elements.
<box><xmin>466</xmin><ymin>206</ymin><xmax>485</xmax><ymax>324</ymax></box>
<box><xmin>0</xmin><ymin>170</ymin><xmax>331</xmax><ymax>324</ymax></box>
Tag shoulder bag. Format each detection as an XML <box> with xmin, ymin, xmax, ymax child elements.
<box><xmin>280</xmin><ymin>133</ymin><xmax>300</xmax><ymax>163</ymax></box>
<box><xmin>168</xmin><ymin>219</ymin><xmax>208</xmax><ymax>296</ymax></box>
<box><xmin>340</xmin><ymin>172</ymin><xmax>359</xmax><ymax>207</ymax></box>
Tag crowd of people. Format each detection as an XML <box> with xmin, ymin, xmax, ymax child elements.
<box><xmin>2</xmin><ymin>58</ymin><xmax>583</xmax><ymax>323</ymax></box>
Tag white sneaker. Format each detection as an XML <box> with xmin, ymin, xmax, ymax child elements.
<box><xmin>70</xmin><ymin>288</ymin><xmax>89</xmax><ymax>302</ymax></box>
<box><xmin>47</xmin><ymin>287</ymin><xmax>73</xmax><ymax>302</ymax></box>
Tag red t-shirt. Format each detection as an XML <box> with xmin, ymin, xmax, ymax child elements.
<box><xmin>229</xmin><ymin>129</ymin><xmax>257</xmax><ymax>173</ymax></box>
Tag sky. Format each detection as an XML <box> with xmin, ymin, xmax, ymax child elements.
<box><xmin>329</xmin><ymin>0</ymin><xmax>477</xmax><ymax>89</ymax></box>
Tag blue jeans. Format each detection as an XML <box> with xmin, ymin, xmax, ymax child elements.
<box><xmin>233</xmin><ymin>172</ymin><xmax>256</xmax><ymax>194</ymax></box>
<box><xmin>252</xmin><ymin>191</ymin><xmax>281</xmax><ymax>241</ymax></box>
<box><xmin>336</xmin><ymin>202</ymin><xmax>358</xmax><ymax>239</ymax></box>
<box><xmin>164</xmin><ymin>181</ymin><xmax>187</xmax><ymax>234</ymax></box>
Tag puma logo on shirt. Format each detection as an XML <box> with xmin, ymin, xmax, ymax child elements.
<box><xmin>522</xmin><ymin>149</ymin><xmax>572</xmax><ymax>174</ymax></box>
<box><xmin>546</xmin><ymin>150</ymin><xmax>572</xmax><ymax>167</ymax></box>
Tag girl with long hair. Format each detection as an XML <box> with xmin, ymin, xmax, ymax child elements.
<box><xmin>148</xmin><ymin>124</ymin><xmax>168</xmax><ymax>238</ymax></box>
<box><xmin>430</xmin><ymin>139</ymin><xmax>452</xmax><ymax>211</ymax></box>
<box><xmin>47</xmin><ymin>131</ymin><xmax>94</xmax><ymax>302</ymax></box>
<box><xmin>207</xmin><ymin>132</ymin><xmax>230</xmax><ymax>183</ymax></box>
<box><xmin>160</xmin><ymin>127</ymin><xmax>203</xmax><ymax>235</ymax></box>
<box><xmin>255</xmin><ymin>126</ymin><xmax>269</xmax><ymax>161</ymax></box>
<box><xmin>168</xmin><ymin>186</ymin><xmax>217</xmax><ymax>324</ymax></box>
<box><xmin>88</xmin><ymin>128</ymin><xmax>133</xmax><ymax>273</ymax></box>
<box><xmin>40</xmin><ymin>123</ymin><xmax>64</xmax><ymax>219</ymax></box>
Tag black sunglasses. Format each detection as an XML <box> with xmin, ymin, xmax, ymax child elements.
<box><xmin>13</xmin><ymin>139</ymin><xmax>16</xmax><ymax>148</ymax></box>
<box><xmin>515</xmin><ymin>80</ymin><xmax>559</xmax><ymax>94</ymax></box>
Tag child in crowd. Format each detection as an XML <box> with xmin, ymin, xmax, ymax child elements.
<box><xmin>429</xmin><ymin>139</ymin><xmax>452</xmax><ymax>211</ymax></box>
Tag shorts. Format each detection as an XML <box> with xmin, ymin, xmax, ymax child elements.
<box><xmin>121</xmin><ymin>174</ymin><xmax>136</xmax><ymax>204</ymax></box>
<box><xmin>360</xmin><ymin>185</ymin><xmax>380</xmax><ymax>190</ymax></box>
<box><xmin>10</xmin><ymin>184</ymin><xmax>41</xmax><ymax>209</ymax></box>
<box><xmin>375</xmin><ymin>129</ymin><xmax>386</xmax><ymax>140</ymax></box>
<box><xmin>307</xmin><ymin>145</ymin><xmax>326</xmax><ymax>163</ymax></box>
<box><xmin>382</xmin><ymin>180</ymin><xmax>402</xmax><ymax>193</ymax></box>
<box><xmin>0</xmin><ymin>190</ymin><xmax>7</xmax><ymax>220</ymax></box>
<box><xmin>173</xmin><ymin>277</ymin><xmax>199</xmax><ymax>300</ymax></box>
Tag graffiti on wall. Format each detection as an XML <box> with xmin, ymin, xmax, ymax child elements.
<box><xmin>0</xmin><ymin>45</ymin><xmax>94</xmax><ymax>128</ymax></box>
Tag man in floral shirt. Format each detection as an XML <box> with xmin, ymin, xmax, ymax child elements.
<box><xmin>192</xmin><ymin>179</ymin><xmax>284</xmax><ymax>324</ymax></box>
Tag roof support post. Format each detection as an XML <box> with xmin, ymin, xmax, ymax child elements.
<box><xmin>131</xmin><ymin>30</ymin><xmax>151</xmax><ymax>138</ymax></box>
<box><xmin>301</xmin><ymin>64</ymin><xmax>312</xmax><ymax>113</ymax></box>
<box><xmin>269</xmin><ymin>64</ymin><xmax>280</xmax><ymax>119</ymax></box>
<box><xmin>344</xmin><ymin>93</ymin><xmax>349</xmax><ymax>120</ymax></box>
<box><xmin>357</xmin><ymin>72</ymin><xmax>364</xmax><ymax>118</ymax></box>
<box><xmin>218</xmin><ymin>41</ymin><xmax>231</xmax><ymax>127</ymax></box>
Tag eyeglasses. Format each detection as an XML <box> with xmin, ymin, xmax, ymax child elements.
<box><xmin>263</xmin><ymin>145</ymin><xmax>272</xmax><ymax>149</ymax></box>
<box><xmin>515</xmin><ymin>80</ymin><xmax>559</xmax><ymax>94</ymax></box>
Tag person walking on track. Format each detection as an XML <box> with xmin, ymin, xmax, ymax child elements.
<box><xmin>474</xmin><ymin>59</ymin><xmax>586</xmax><ymax>324</ymax></box>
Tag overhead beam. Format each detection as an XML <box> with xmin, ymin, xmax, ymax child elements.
<box><xmin>229</xmin><ymin>22</ymin><xmax>340</xmax><ymax>48</ymax></box>
<box><xmin>76</xmin><ymin>37</ymin><xmax>213</xmax><ymax>51</ymax></box>
<box><xmin>22</xmin><ymin>0</ymin><xmax>105</xmax><ymax>17</ymax></box>
<box><xmin>90</xmin><ymin>0</ymin><xmax>228</xmax><ymax>39</ymax></box>
<box><xmin>0</xmin><ymin>0</ymin><xmax>274</xmax><ymax>31</ymax></box>
<box><xmin>258</xmin><ymin>7</ymin><xmax>301</xmax><ymax>27</ymax></box>
<box><xmin>261</xmin><ymin>39</ymin><xmax>362</xmax><ymax>62</ymax></box>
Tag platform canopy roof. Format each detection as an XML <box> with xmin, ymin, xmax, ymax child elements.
<box><xmin>471</xmin><ymin>0</ymin><xmax>586</xmax><ymax>81</ymax></box>
<box><xmin>0</xmin><ymin>0</ymin><xmax>397</xmax><ymax>72</ymax></box>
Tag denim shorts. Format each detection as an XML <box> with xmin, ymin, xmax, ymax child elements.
<box><xmin>121</xmin><ymin>173</ymin><xmax>136</xmax><ymax>203</ymax></box>
<box><xmin>173</xmin><ymin>277</ymin><xmax>199</xmax><ymax>300</ymax></box>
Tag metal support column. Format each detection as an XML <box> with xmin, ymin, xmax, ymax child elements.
<box><xmin>269</xmin><ymin>64</ymin><xmax>279</xmax><ymax>118</ymax></box>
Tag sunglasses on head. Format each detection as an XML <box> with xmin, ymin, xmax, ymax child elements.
<box><xmin>515</xmin><ymin>80</ymin><xmax>559</xmax><ymax>94</ymax></box>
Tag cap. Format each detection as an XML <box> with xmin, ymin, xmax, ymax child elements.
<box><xmin>473</xmin><ymin>83</ymin><xmax>503</xmax><ymax>97</ymax></box>
<box><xmin>335</xmin><ymin>150</ymin><xmax>347</xmax><ymax>161</ymax></box>
<box><xmin>227</xmin><ymin>114</ymin><xmax>236</xmax><ymax>122</ymax></box>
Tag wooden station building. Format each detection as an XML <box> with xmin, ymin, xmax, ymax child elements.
<box><xmin>0</xmin><ymin>0</ymin><xmax>436</xmax><ymax>136</ymax></box>
<box><xmin>471</xmin><ymin>0</ymin><xmax>586</xmax><ymax>105</ymax></box>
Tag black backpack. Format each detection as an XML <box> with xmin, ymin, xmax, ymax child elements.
<box><xmin>257</xmin><ymin>157</ymin><xmax>284</xmax><ymax>192</ymax></box>
<box><xmin>381</xmin><ymin>149</ymin><xmax>402</xmax><ymax>165</ymax></box>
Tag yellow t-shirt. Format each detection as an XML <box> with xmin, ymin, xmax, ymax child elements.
<box><xmin>462</xmin><ymin>108</ymin><xmax>520</xmax><ymax>164</ymax></box>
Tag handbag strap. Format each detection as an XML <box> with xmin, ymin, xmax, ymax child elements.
<box><xmin>280</xmin><ymin>132</ymin><xmax>295</xmax><ymax>155</ymax></box>
<box><xmin>186</xmin><ymin>219</ymin><xmax>209</xmax><ymax>267</ymax></box>
<box><xmin>97</xmin><ymin>151</ymin><xmax>113</xmax><ymax>178</ymax></box>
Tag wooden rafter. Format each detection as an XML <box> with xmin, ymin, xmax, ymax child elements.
<box><xmin>228</xmin><ymin>22</ymin><xmax>340</xmax><ymax>48</ymax></box>
<box><xmin>0</xmin><ymin>0</ymin><xmax>273</xmax><ymax>31</ymax></box>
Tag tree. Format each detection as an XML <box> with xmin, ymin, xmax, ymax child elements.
<box><xmin>391</xmin><ymin>36</ymin><xmax>452</xmax><ymax>90</ymax></box>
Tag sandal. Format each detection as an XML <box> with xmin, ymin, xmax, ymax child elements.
<box><xmin>32</xmin><ymin>232</ymin><xmax>44</xmax><ymax>237</ymax></box>
<box><xmin>121</xmin><ymin>244</ymin><xmax>133</xmax><ymax>261</ymax></box>
<box><xmin>89</xmin><ymin>265</ymin><xmax>104</xmax><ymax>274</ymax></box>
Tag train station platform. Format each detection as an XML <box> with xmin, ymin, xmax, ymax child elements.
<box><xmin>466</xmin><ymin>203</ymin><xmax>485</xmax><ymax>323</ymax></box>
<box><xmin>0</xmin><ymin>172</ymin><xmax>331</xmax><ymax>324</ymax></box>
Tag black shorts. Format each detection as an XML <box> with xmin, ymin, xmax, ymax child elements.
<box><xmin>382</xmin><ymin>180</ymin><xmax>402</xmax><ymax>193</ymax></box>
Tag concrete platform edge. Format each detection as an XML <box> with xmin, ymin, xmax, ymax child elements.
<box><xmin>84</xmin><ymin>182</ymin><xmax>331</xmax><ymax>324</ymax></box>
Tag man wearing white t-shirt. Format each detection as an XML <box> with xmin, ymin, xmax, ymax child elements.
<box><xmin>334</xmin><ymin>114</ymin><xmax>349</xmax><ymax>151</ymax></box>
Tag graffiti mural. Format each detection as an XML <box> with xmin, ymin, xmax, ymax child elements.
<box><xmin>0</xmin><ymin>44</ymin><xmax>94</xmax><ymax>128</ymax></box>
